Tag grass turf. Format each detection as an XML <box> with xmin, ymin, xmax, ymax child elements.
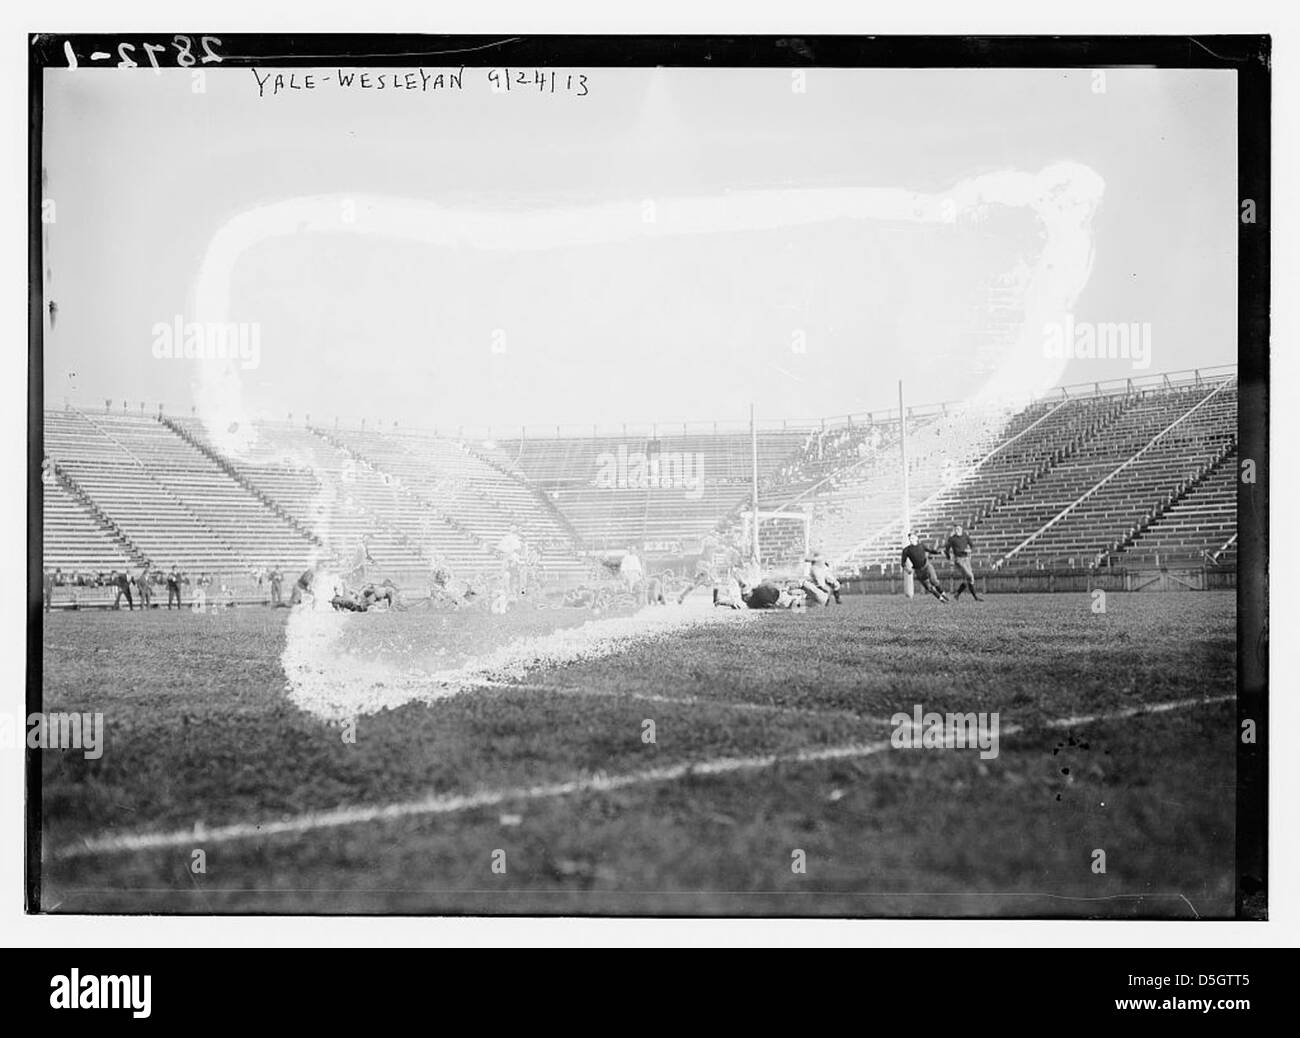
<box><xmin>37</xmin><ymin>591</ymin><xmax>1237</xmax><ymax>916</ymax></box>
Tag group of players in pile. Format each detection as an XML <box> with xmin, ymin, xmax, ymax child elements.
<box><xmin>697</xmin><ymin>551</ymin><xmax>844</xmax><ymax>611</ymax></box>
<box><xmin>605</xmin><ymin>538</ymin><xmax>842</xmax><ymax>612</ymax></box>
<box><xmin>288</xmin><ymin>522</ymin><xmax>983</xmax><ymax>616</ymax></box>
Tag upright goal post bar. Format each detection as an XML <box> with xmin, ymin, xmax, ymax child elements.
<box><xmin>750</xmin><ymin>402</ymin><xmax>761</xmax><ymax>565</ymax></box>
<box><xmin>900</xmin><ymin>379</ymin><xmax>914</xmax><ymax>598</ymax></box>
<box><xmin>899</xmin><ymin>379</ymin><xmax>909</xmax><ymax>536</ymax></box>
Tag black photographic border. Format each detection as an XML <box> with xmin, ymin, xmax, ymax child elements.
<box><xmin>26</xmin><ymin>32</ymin><xmax>1270</xmax><ymax>919</ymax></box>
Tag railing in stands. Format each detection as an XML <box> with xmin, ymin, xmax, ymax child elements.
<box><xmin>51</xmin><ymin>364</ymin><xmax>1237</xmax><ymax>444</ymax></box>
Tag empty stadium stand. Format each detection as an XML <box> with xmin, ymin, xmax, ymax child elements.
<box><xmin>753</xmin><ymin>403</ymin><xmax>1017</xmax><ymax>570</ymax></box>
<box><xmin>45</xmin><ymin>409</ymin><xmax>280</xmax><ymax>576</ymax></box>
<box><xmin>318</xmin><ymin>426</ymin><xmax>586</xmax><ymax>582</ymax></box>
<box><xmin>1108</xmin><ymin>447</ymin><xmax>1238</xmax><ymax>568</ymax></box>
<box><xmin>495</xmin><ymin>428</ymin><xmax>810</xmax><ymax>551</ymax></box>
<box><xmin>840</xmin><ymin>393</ymin><xmax>1136</xmax><ymax>570</ymax></box>
<box><xmin>41</xmin><ymin>476</ymin><xmax>138</xmax><ymax>575</ymax></box>
<box><xmin>972</xmin><ymin>380</ymin><xmax>1236</xmax><ymax>570</ymax></box>
<box><xmin>41</xmin><ymin>368</ymin><xmax>1238</xmax><ymax>597</ymax></box>
<box><xmin>173</xmin><ymin>418</ymin><xmax>501</xmax><ymax>577</ymax></box>
<box><xmin>819</xmin><ymin>375</ymin><xmax>1237</xmax><ymax>574</ymax></box>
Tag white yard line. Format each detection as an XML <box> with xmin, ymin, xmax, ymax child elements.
<box><xmin>53</xmin><ymin>694</ymin><xmax>1235</xmax><ymax>860</ymax></box>
<box><xmin>1040</xmin><ymin>695</ymin><xmax>1235</xmax><ymax>730</ymax></box>
<box><xmin>470</xmin><ymin>678</ymin><xmax>896</xmax><ymax>724</ymax></box>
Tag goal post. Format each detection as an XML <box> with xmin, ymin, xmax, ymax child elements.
<box><xmin>900</xmin><ymin>378</ymin><xmax>914</xmax><ymax>598</ymax></box>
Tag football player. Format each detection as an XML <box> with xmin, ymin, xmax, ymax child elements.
<box><xmin>902</xmin><ymin>533</ymin><xmax>949</xmax><ymax>603</ymax></box>
<box><xmin>802</xmin><ymin>552</ymin><xmax>842</xmax><ymax>606</ymax></box>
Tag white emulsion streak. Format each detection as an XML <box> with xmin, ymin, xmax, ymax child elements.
<box><xmin>189</xmin><ymin>164</ymin><xmax>1104</xmax><ymax>459</ymax></box>
<box><xmin>204</xmin><ymin>166</ymin><xmax>1104</xmax><ymax>711</ymax></box>
<box><xmin>281</xmin><ymin>603</ymin><xmax>754</xmax><ymax>723</ymax></box>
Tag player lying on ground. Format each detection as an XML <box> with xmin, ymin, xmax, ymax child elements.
<box><xmin>428</xmin><ymin>566</ymin><xmax>465</xmax><ymax>609</ymax></box>
<box><xmin>428</xmin><ymin>566</ymin><xmax>500</xmax><ymax>610</ymax></box>
<box><xmin>712</xmin><ymin>572</ymin><xmax>746</xmax><ymax>609</ymax></box>
<box><xmin>741</xmin><ymin>580</ymin><xmax>780</xmax><ymax>609</ymax></box>
<box><xmin>330</xmin><ymin>580</ymin><xmax>400</xmax><ymax>612</ymax></box>
<box><xmin>740</xmin><ymin>579</ymin><xmax>810</xmax><ymax>610</ymax></box>
<box><xmin>902</xmin><ymin>532</ymin><xmax>950</xmax><ymax>603</ymax></box>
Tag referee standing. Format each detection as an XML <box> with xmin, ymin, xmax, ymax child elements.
<box><xmin>944</xmin><ymin>524</ymin><xmax>982</xmax><ymax>601</ymax></box>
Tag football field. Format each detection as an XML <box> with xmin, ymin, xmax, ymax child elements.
<box><xmin>39</xmin><ymin>591</ymin><xmax>1237</xmax><ymax>916</ymax></box>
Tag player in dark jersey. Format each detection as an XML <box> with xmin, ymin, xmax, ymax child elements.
<box><xmin>902</xmin><ymin>533</ymin><xmax>949</xmax><ymax>602</ymax></box>
<box><xmin>112</xmin><ymin>570</ymin><xmax>134</xmax><ymax>611</ymax></box>
<box><xmin>166</xmin><ymin>568</ymin><xmax>183</xmax><ymax>609</ymax></box>
<box><xmin>136</xmin><ymin>563</ymin><xmax>154</xmax><ymax>609</ymax></box>
<box><xmin>330</xmin><ymin>588</ymin><xmax>365</xmax><ymax>611</ymax></box>
<box><xmin>740</xmin><ymin>579</ymin><xmax>783</xmax><ymax>609</ymax></box>
<box><xmin>944</xmin><ymin>525</ymin><xmax>982</xmax><ymax>601</ymax></box>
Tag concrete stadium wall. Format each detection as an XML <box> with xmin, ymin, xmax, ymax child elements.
<box><xmin>842</xmin><ymin>566</ymin><xmax>1237</xmax><ymax>595</ymax></box>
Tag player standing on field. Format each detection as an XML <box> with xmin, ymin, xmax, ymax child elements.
<box><xmin>944</xmin><ymin>524</ymin><xmax>982</xmax><ymax>601</ymax></box>
<box><xmin>619</xmin><ymin>546</ymin><xmax>644</xmax><ymax>603</ymax></box>
<box><xmin>137</xmin><ymin>562</ymin><xmax>153</xmax><ymax>609</ymax></box>
<box><xmin>497</xmin><ymin>525</ymin><xmax>524</xmax><ymax>593</ymax></box>
<box><xmin>112</xmin><ymin>569</ymin><xmax>135</xmax><ymax>611</ymax></box>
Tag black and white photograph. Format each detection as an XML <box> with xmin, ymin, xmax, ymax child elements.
<box><xmin>24</xmin><ymin>28</ymin><xmax>1269</xmax><ymax>926</ymax></box>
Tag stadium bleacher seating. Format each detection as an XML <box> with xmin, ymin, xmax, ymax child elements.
<box><xmin>45</xmin><ymin>409</ymin><xmax>277</xmax><ymax>576</ymax></box>
<box><xmin>966</xmin><ymin>381</ymin><xmax>1236</xmax><ymax>570</ymax></box>
<box><xmin>1107</xmin><ymin>446</ymin><xmax>1238</xmax><ymax>568</ymax></box>
<box><xmin>845</xmin><ymin>393</ymin><xmax>1133</xmax><ymax>570</ymax></box>
<box><xmin>321</xmin><ymin>426</ymin><xmax>587</xmax><ymax>582</ymax></box>
<box><xmin>749</xmin><ymin>374</ymin><xmax>1236</xmax><ymax>574</ymax></box>
<box><xmin>42</xmin><ymin>370</ymin><xmax>1238</xmax><ymax>592</ymax></box>
<box><xmin>756</xmin><ymin>403</ymin><xmax>1017</xmax><ymax>570</ymax></box>
<box><xmin>41</xmin><ymin>476</ymin><xmax>137</xmax><ymax>575</ymax></box>
<box><xmin>174</xmin><ymin>418</ymin><xmax>502</xmax><ymax>578</ymax></box>
<box><xmin>495</xmin><ymin>429</ymin><xmax>809</xmax><ymax>551</ymax></box>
